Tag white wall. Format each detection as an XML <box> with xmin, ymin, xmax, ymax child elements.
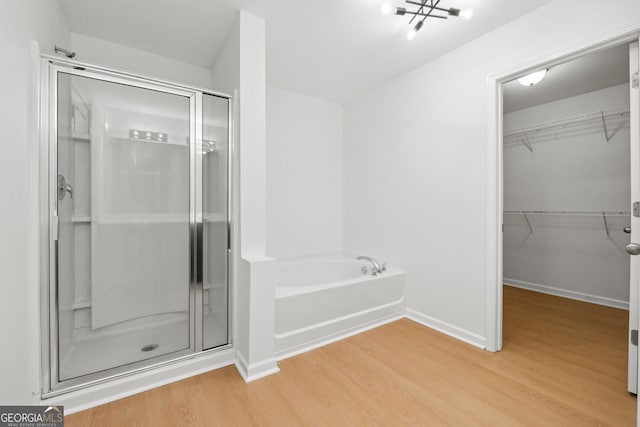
<box><xmin>211</xmin><ymin>16</ymin><xmax>240</xmax><ymax>95</ymax></box>
<box><xmin>212</xmin><ymin>11</ymin><xmax>278</xmax><ymax>380</ymax></box>
<box><xmin>343</xmin><ymin>0</ymin><xmax>640</xmax><ymax>345</ymax></box>
<box><xmin>503</xmin><ymin>84</ymin><xmax>630</xmax><ymax>305</ymax></box>
<box><xmin>70</xmin><ymin>33</ymin><xmax>212</xmax><ymax>89</ymax></box>
<box><xmin>0</xmin><ymin>0</ymin><xmax>70</xmax><ymax>404</ymax></box>
<box><xmin>266</xmin><ymin>87</ymin><xmax>343</xmax><ymax>258</ymax></box>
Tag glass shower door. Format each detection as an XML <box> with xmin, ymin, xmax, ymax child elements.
<box><xmin>55</xmin><ymin>72</ymin><xmax>193</xmax><ymax>381</ymax></box>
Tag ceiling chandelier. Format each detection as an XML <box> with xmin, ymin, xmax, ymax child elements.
<box><xmin>381</xmin><ymin>1</ymin><xmax>474</xmax><ymax>40</ymax></box>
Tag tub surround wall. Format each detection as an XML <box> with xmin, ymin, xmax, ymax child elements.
<box><xmin>274</xmin><ymin>256</ymin><xmax>405</xmax><ymax>359</ymax></box>
<box><xmin>343</xmin><ymin>0</ymin><xmax>640</xmax><ymax>348</ymax></box>
<box><xmin>0</xmin><ymin>0</ymin><xmax>70</xmax><ymax>405</ymax></box>
<box><xmin>266</xmin><ymin>87</ymin><xmax>343</xmax><ymax>258</ymax></box>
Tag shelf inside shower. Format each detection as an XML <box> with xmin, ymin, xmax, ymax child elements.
<box><xmin>204</xmin><ymin>212</ymin><xmax>226</xmax><ymax>223</ymax></box>
<box><xmin>73</xmin><ymin>134</ymin><xmax>90</xmax><ymax>142</ymax></box>
<box><xmin>58</xmin><ymin>133</ymin><xmax>91</xmax><ymax>142</ymax></box>
<box><xmin>68</xmin><ymin>282</ymin><xmax>222</xmax><ymax>312</ymax></box>
<box><xmin>71</xmin><ymin>215</ymin><xmax>201</xmax><ymax>224</ymax></box>
<box><xmin>108</xmin><ymin>135</ymin><xmax>189</xmax><ymax>147</ymax></box>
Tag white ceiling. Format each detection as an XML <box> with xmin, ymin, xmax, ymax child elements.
<box><xmin>503</xmin><ymin>44</ymin><xmax>630</xmax><ymax>113</ymax></box>
<box><xmin>60</xmin><ymin>0</ymin><xmax>555</xmax><ymax>104</ymax></box>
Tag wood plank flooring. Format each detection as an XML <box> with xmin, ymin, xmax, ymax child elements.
<box><xmin>66</xmin><ymin>286</ymin><xmax>636</xmax><ymax>426</ymax></box>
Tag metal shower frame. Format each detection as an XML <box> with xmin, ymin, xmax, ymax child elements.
<box><xmin>38</xmin><ymin>55</ymin><xmax>234</xmax><ymax>398</ymax></box>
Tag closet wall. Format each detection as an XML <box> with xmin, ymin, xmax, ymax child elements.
<box><xmin>503</xmin><ymin>83</ymin><xmax>631</xmax><ymax>307</ymax></box>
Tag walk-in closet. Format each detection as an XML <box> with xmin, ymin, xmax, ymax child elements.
<box><xmin>502</xmin><ymin>42</ymin><xmax>636</xmax><ymax>391</ymax></box>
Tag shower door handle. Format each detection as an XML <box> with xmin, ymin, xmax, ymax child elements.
<box><xmin>626</xmin><ymin>243</ymin><xmax>640</xmax><ymax>255</ymax></box>
<box><xmin>58</xmin><ymin>175</ymin><xmax>73</xmax><ymax>200</ymax></box>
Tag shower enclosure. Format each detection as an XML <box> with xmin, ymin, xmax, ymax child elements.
<box><xmin>41</xmin><ymin>57</ymin><xmax>231</xmax><ymax>395</ymax></box>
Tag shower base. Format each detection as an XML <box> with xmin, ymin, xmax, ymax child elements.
<box><xmin>59</xmin><ymin>309</ymin><xmax>227</xmax><ymax>381</ymax></box>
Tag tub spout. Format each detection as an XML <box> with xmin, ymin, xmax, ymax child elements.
<box><xmin>357</xmin><ymin>256</ymin><xmax>385</xmax><ymax>275</ymax></box>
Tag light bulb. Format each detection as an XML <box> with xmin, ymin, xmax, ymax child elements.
<box><xmin>407</xmin><ymin>29</ymin><xmax>417</xmax><ymax>41</ymax></box>
<box><xmin>380</xmin><ymin>2</ymin><xmax>392</xmax><ymax>15</ymax></box>
<box><xmin>518</xmin><ymin>69</ymin><xmax>547</xmax><ymax>86</ymax></box>
<box><xmin>459</xmin><ymin>9</ymin><xmax>474</xmax><ymax>20</ymax></box>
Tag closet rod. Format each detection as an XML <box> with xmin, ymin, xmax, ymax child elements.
<box><xmin>503</xmin><ymin>210</ymin><xmax>630</xmax><ymax>217</ymax></box>
<box><xmin>504</xmin><ymin>210</ymin><xmax>629</xmax><ymax>238</ymax></box>
<box><xmin>503</xmin><ymin>105</ymin><xmax>629</xmax><ymax>139</ymax></box>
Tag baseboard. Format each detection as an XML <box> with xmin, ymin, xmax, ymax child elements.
<box><xmin>234</xmin><ymin>352</ymin><xmax>280</xmax><ymax>383</ymax></box>
<box><xmin>405</xmin><ymin>309</ymin><xmax>486</xmax><ymax>349</ymax></box>
<box><xmin>275</xmin><ymin>312</ymin><xmax>405</xmax><ymax>361</ymax></box>
<box><xmin>504</xmin><ymin>278</ymin><xmax>629</xmax><ymax>310</ymax></box>
<box><xmin>53</xmin><ymin>348</ymin><xmax>236</xmax><ymax>415</ymax></box>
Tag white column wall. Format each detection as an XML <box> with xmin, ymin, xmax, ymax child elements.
<box><xmin>212</xmin><ymin>11</ymin><xmax>278</xmax><ymax>381</ymax></box>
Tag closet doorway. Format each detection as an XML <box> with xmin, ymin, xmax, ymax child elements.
<box><xmin>501</xmin><ymin>41</ymin><xmax>639</xmax><ymax>394</ymax></box>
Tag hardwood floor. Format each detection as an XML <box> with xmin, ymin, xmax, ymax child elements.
<box><xmin>66</xmin><ymin>286</ymin><xmax>636</xmax><ymax>426</ymax></box>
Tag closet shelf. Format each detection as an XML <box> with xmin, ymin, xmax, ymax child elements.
<box><xmin>503</xmin><ymin>105</ymin><xmax>630</xmax><ymax>149</ymax></box>
<box><xmin>504</xmin><ymin>210</ymin><xmax>630</xmax><ymax>238</ymax></box>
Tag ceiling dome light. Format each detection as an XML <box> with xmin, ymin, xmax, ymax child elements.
<box><xmin>459</xmin><ymin>9</ymin><xmax>474</xmax><ymax>20</ymax></box>
<box><xmin>518</xmin><ymin>69</ymin><xmax>548</xmax><ymax>86</ymax></box>
<box><xmin>381</xmin><ymin>2</ymin><xmax>392</xmax><ymax>15</ymax></box>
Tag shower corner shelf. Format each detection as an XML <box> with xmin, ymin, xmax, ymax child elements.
<box><xmin>203</xmin><ymin>213</ymin><xmax>227</xmax><ymax>223</ymax></box>
<box><xmin>109</xmin><ymin>135</ymin><xmax>188</xmax><ymax>147</ymax></box>
<box><xmin>72</xmin><ymin>134</ymin><xmax>91</xmax><ymax>142</ymax></box>
<box><xmin>71</xmin><ymin>299</ymin><xmax>91</xmax><ymax>310</ymax></box>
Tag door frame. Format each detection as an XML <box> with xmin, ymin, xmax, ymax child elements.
<box><xmin>39</xmin><ymin>56</ymin><xmax>234</xmax><ymax>397</ymax></box>
<box><xmin>485</xmin><ymin>24</ymin><xmax>640</xmax><ymax>353</ymax></box>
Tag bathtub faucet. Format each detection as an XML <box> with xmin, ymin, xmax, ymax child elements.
<box><xmin>357</xmin><ymin>256</ymin><xmax>387</xmax><ymax>276</ymax></box>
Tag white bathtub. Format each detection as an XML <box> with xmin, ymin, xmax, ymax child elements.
<box><xmin>274</xmin><ymin>255</ymin><xmax>405</xmax><ymax>358</ymax></box>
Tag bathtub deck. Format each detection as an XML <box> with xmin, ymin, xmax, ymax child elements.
<box><xmin>66</xmin><ymin>286</ymin><xmax>635</xmax><ymax>426</ymax></box>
